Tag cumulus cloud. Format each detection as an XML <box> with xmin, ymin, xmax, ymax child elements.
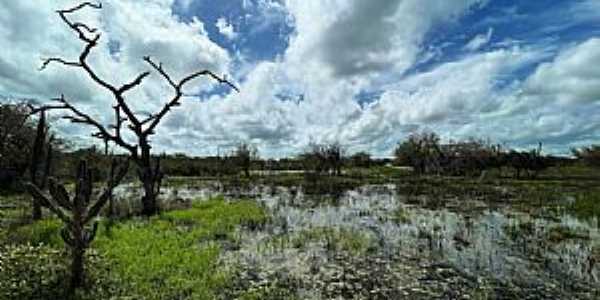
<box><xmin>464</xmin><ymin>28</ymin><xmax>494</xmax><ymax>51</ymax></box>
<box><xmin>336</xmin><ymin>47</ymin><xmax>544</xmax><ymax>151</ymax></box>
<box><xmin>216</xmin><ymin>17</ymin><xmax>238</xmax><ymax>40</ymax></box>
<box><xmin>523</xmin><ymin>38</ymin><xmax>600</xmax><ymax>105</ymax></box>
<box><xmin>2</xmin><ymin>0</ymin><xmax>599</xmax><ymax>157</ymax></box>
<box><xmin>0</xmin><ymin>0</ymin><xmax>232</xmax><ymax>148</ymax></box>
<box><xmin>284</xmin><ymin>0</ymin><xmax>487</xmax><ymax>78</ymax></box>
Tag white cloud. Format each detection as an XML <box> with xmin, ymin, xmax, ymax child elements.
<box><xmin>0</xmin><ymin>0</ymin><xmax>232</xmax><ymax>148</ymax></box>
<box><xmin>216</xmin><ymin>17</ymin><xmax>238</xmax><ymax>40</ymax></box>
<box><xmin>2</xmin><ymin>0</ymin><xmax>599</xmax><ymax>157</ymax></box>
<box><xmin>336</xmin><ymin>47</ymin><xmax>544</xmax><ymax>152</ymax></box>
<box><xmin>523</xmin><ymin>38</ymin><xmax>600</xmax><ymax>105</ymax></box>
<box><xmin>464</xmin><ymin>27</ymin><xmax>494</xmax><ymax>51</ymax></box>
<box><xmin>284</xmin><ymin>0</ymin><xmax>487</xmax><ymax>78</ymax></box>
<box><xmin>155</xmin><ymin>0</ymin><xmax>495</xmax><ymax>157</ymax></box>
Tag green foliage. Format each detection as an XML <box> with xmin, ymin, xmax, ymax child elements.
<box><xmin>162</xmin><ymin>197</ymin><xmax>269</xmax><ymax>233</ymax></box>
<box><xmin>0</xmin><ymin>197</ymin><xmax>268</xmax><ymax>299</ymax></box>
<box><xmin>0</xmin><ymin>103</ymin><xmax>36</xmax><ymax>186</ymax></box>
<box><xmin>393</xmin><ymin>131</ymin><xmax>442</xmax><ymax>174</ymax></box>
<box><xmin>393</xmin><ymin>206</ymin><xmax>412</xmax><ymax>224</ymax></box>
<box><xmin>96</xmin><ymin>222</ymin><xmax>227</xmax><ymax>299</ymax></box>
<box><xmin>568</xmin><ymin>192</ymin><xmax>600</xmax><ymax>223</ymax></box>
<box><xmin>93</xmin><ymin>197</ymin><xmax>268</xmax><ymax>299</ymax></box>
<box><xmin>11</xmin><ymin>219</ymin><xmax>63</xmax><ymax>247</ymax></box>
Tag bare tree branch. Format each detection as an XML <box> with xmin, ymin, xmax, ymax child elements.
<box><xmin>36</xmin><ymin>2</ymin><xmax>241</xmax><ymax>216</ymax></box>
<box><xmin>56</xmin><ymin>2</ymin><xmax>102</xmax><ymax>44</ymax></box>
<box><xmin>143</xmin><ymin>56</ymin><xmax>239</xmax><ymax>92</ymax></box>
<box><xmin>57</xmin><ymin>2</ymin><xmax>102</xmax><ymax>14</ymax></box>
<box><xmin>31</xmin><ymin>95</ymin><xmax>136</xmax><ymax>153</ymax></box>
<box><xmin>39</xmin><ymin>58</ymin><xmax>81</xmax><ymax>71</ymax></box>
<box><xmin>143</xmin><ymin>56</ymin><xmax>177</xmax><ymax>88</ymax></box>
<box><xmin>180</xmin><ymin>70</ymin><xmax>239</xmax><ymax>92</ymax></box>
<box><xmin>142</xmin><ymin>56</ymin><xmax>239</xmax><ymax>136</ymax></box>
<box><xmin>42</xmin><ymin>2</ymin><xmax>145</xmax><ymax>130</ymax></box>
<box><xmin>118</xmin><ymin>72</ymin><xmax>151</xmax><ymax>94</ymax></box>
<box><xmin>73</xmin><ymin>22</ymin><xmax>98</xmax><ymax>34</ymax></box>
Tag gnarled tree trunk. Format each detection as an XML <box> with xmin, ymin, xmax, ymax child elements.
<box><xmin>137</xmin><ymin>143</ymin><xmax>163</xmax><ymax>216</ymax></box>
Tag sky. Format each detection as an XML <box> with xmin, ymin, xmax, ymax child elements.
<box><xmin>1</xmin><ymin>0</ymin><xmax>600</xmax><ymax>158</ymax></box>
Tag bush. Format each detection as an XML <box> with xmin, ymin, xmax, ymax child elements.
<box><xmin>300</xmin><ymin>142</ymin><xmax>345</xmax><ymax>175</ymax></box>
<box><xmin>393</xmin><ymin>131</ymin><xmax>442</xmax><ymax>174</ymax></box>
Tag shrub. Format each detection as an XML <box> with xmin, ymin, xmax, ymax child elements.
<box><xmin>394</xmin><ymin>131</ymin><xmax>442</xmax><ymax>174</ymax></box>
<box><xmin>300</xmin><ymin>142</ymin><xmax>345</xmax><ymax>175</ymax></box>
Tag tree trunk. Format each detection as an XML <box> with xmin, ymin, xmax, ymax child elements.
<box><xmin>71</xmin><ymin>245</ymin><xmax>85</xmax><ymax>289</ymax></box>
<box><xmin>141</xmin><ymin>175</ymin><xmax>159</xmax><ymax>216</ymax></box>
<box><xmin>30</xmin><ymin>111</ymin><xmax>47</xmax><ymax>220</ymax></box>
<box><xmin>138</xmin><ymin>161</ymin><xmax>162</xmax><ymax>216</ymax></box>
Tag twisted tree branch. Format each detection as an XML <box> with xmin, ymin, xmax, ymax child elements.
<box><xmin>40</xmin><ymin>58</ymin><xmax>81</xmax><ymax>71</ymax></box>
<box><xmin>31</xmin><ymin>95</ymin><xmax>136</xmax><ymax>153</ymax></box>
<box><xmin>142</xmin><ymin>56</ymin><xmax>239</xmax><ymax>136</ymax></box>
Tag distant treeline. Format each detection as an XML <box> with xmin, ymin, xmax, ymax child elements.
<box><xmin>1</xmin><ymin>102</ymin><xmax>599</xmax><ymax>189</ymax></box>
<box><xmin>393</xmin><ymin>131</ymin><xmax>572</xmax><ymax>178</ymax></box>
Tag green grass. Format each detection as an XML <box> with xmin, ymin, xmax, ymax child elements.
<box><xmin>95</xmin><ymin>221</ymin><xmax>227</xmax><ymax>299</ymax></box>
<box><xmin>1</xmin><ymin>197</ymin><xmax>268</xmax><ymax>299</ymax></box>
<box><xmin>567</xmin><ymin>192</ymin><xmax>600</xmax><ymax>223</ymax></box>
<box><xmin>10</xmin><ymin>218</ymin><xmax>64</xmax><ymax>247</ymax></box>
<box><xmin>393</xmin><ymin>206</ymin><xmax>412</xmax><ymax>224</ymax></box>
<box><xmin>93</xmin><ymin>197</ymin><xmax>268</xmax><ymax>299</ymax></box>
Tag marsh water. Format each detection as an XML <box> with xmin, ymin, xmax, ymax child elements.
<box><xmin>114</xmin><ymin>181</ymin><xmax>600</xmax><ymax>299</ymax></box>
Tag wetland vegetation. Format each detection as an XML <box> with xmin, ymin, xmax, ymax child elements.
<box><xmin>1</xmin><ymin>158</ymin><xmax>599</xmax><ymax>299</ymax></box>
<box><xmin>1</xmin><ymin>2</ymin><xmax>600</xmax><ymax>300</ymax></box>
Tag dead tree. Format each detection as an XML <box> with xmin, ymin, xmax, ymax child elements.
<box><xmin>34</xmin><ymin>2</ymin><xmax>238</xmax><ymax>216</ymax></box>
<box><xmin>26</xmin><ymin>160</ymin><xmax>128</xmax><ymax>289</ymax></box>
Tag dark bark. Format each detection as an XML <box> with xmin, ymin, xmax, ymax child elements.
<box><xmin>29</xmin><ymin>111</ymin><xmax>47</xmax><ymax>220</ymax></box>
<box><xmin>71</xmin><ymin>248</ymin><xmax>85</xmax><ymax>289</ymax></box>
<box><xmin>137</xmin><ymin>144</ymin><xmax>163</xmax><ymax>216</ymax></box>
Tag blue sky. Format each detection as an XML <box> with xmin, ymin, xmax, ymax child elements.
<box><xmin>1</xmin><ymin>0</ymin><xmax>600</xmax><ymax>157</ymax></box>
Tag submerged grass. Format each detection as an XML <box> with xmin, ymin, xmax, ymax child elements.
<box><xmin>261</xmin><ymin>226</ymin><xmax>375</xmax><ymax>255</ymax></box>
<box><xmin>568</xmin><ymin>192</ymin><xmax>600</xmax><ymax>224</ymax></box>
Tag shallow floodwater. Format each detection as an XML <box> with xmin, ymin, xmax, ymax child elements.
<box><xmin>114</xmin><ymin>181</ymin><xmax>600</xmax><ymax>298</ymax></box>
